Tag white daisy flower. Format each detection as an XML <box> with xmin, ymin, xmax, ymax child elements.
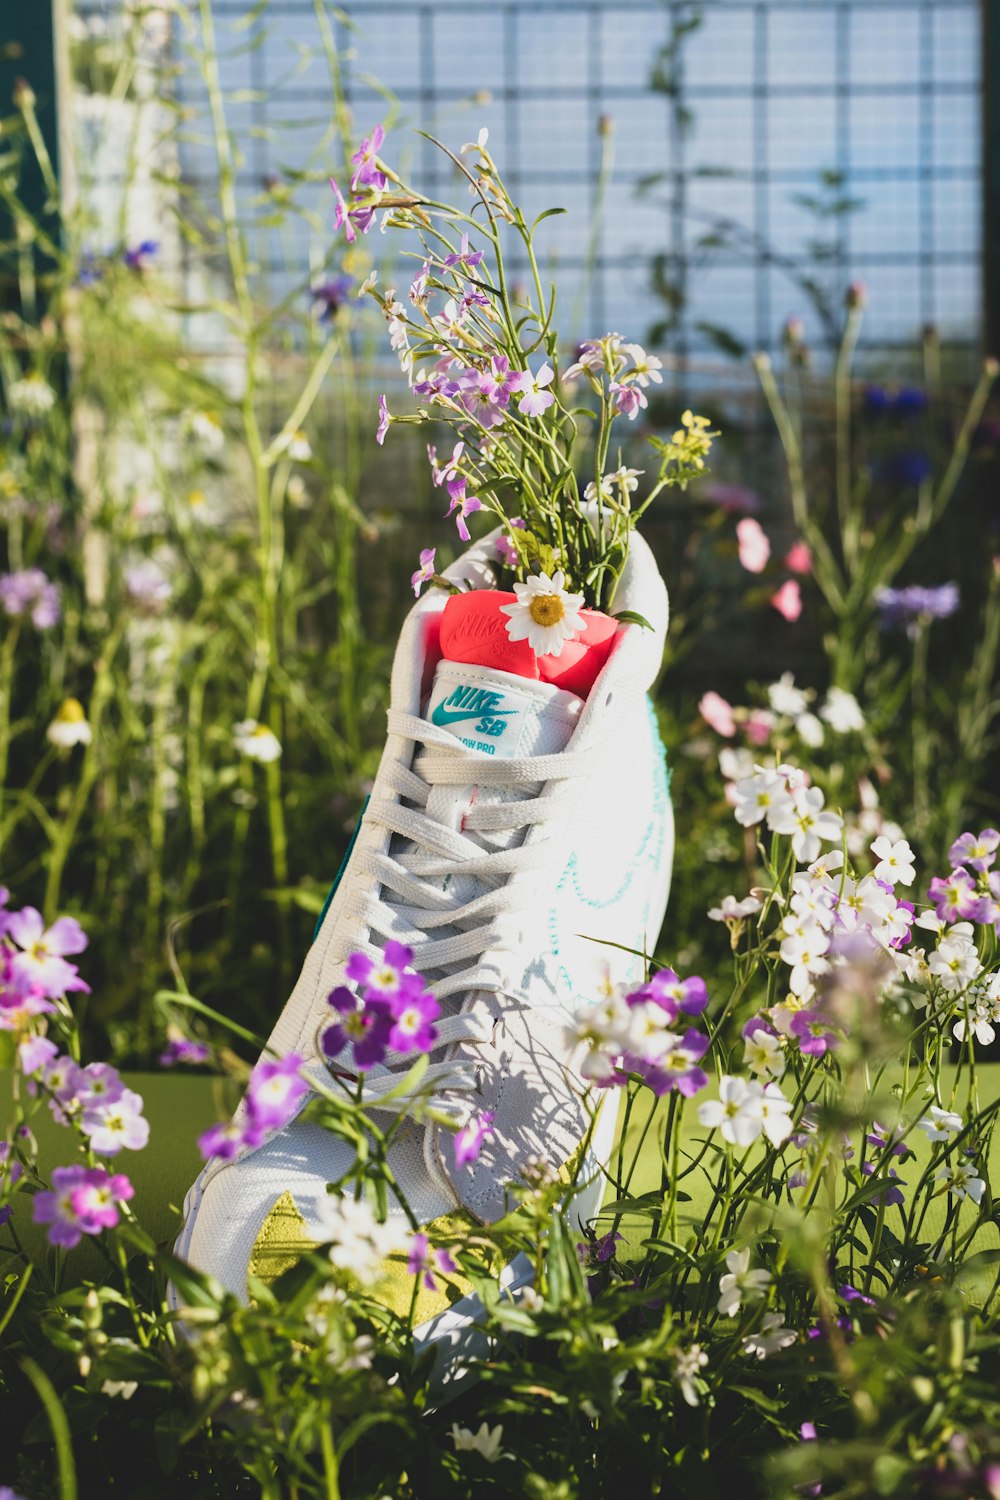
<box><xmin>46</xmin><ymin>698</ymin><xmax>92</xmax><ymax>749</ymax></box>
<box><xmin>500</xmin><ymin>569</ymin><xmax>585</xmax><ymax>658</ymax></box>
<box><xmin>233</xmin><ymin>719</ymin><xmax>282</xmax><ymax>763</ymax></box>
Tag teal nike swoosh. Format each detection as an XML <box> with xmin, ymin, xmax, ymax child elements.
<box><xmin>431</xmin><ymin>704</ymin><xmax>516</xmax><ymax>727</ymax></box>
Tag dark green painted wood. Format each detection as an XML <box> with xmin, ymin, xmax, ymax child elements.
<box><xmin>0</xmin><ymin>0</ymin><xmax>60</xmax><ymax>232</ymax></box>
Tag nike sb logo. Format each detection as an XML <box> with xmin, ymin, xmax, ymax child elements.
<box><xmin>431</xmin><ymin>685</ymin><xmax>514</xmax><ymax>737</ymax></box>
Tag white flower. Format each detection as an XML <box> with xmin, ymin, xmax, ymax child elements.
<box><xmin>566</xmin><ymin>990</ymin><xmax>634</xmax><ymax>1081</ymax></box>
<box><xmin>188</xmin><ymin>410</ymin><xmax>225</xmax><ymax>452</ymax></box>
<box><xmin>917</xmin><ymin>1105</ymin><xmax>963</xmax><ymax>1143</ymax></box>
<box><xmin>717</xmin><ymin>1247</ymin><xmax>771</xmax><ymax>1316</ymax></box>
<box><xmin>807</xmin><ymin>849</ymin><xmax>844</xmax><ymax>881</ymax></box>
<box><xmin>8</xmin><ymin>373</ymin><xmax>57</xmax><ymax>417</ymax></box>
<box><xmin>743</xmin><ymin>1028</ymin><xmax>786</xmax><ymax>1078</ymax></box>
<box><xmin>934</xmin><ymin>1160</ymin><xmax>986</xmax><ymax>1206</ymax></box>
<box><xmin>460</xmin><ymin>126</ymin><xmax>490</xmax><ymax>154</ymax></box>
<box><xmin>233</xmin><ymin>719</ymin><xmax>282</xmax><ymax>764</ymax></box>
<box><xmin>101</xmin><ymin>1380</ymin><xmax>138</xmax><ymax>1399</ymax></box>
<box><xmin>674</xmin><ymin>1344</ymin><xmax>708</xmax><ymax>1406</ymax></box>
<box><xmin>287</xmin><ymin>429</ymin><xmax>313</xmax><ymax>462</ymax></box>
<box><xmin>779</xmin><ymin>916</ymin><xmax>831</xmax><ymax>998</ymax></box>
<box><xmin>451</xmin><ymin>1422</ymin><xmax>509</xmax><ymax>1462</ymax></box>
<box><xmin>758</xmin><ymin>1081</ymin><xmax>795</xmax><ymax>1145</ymax></box>
<box><xmin>929</xmin><ymin>933</ymin><xmax>982</xmax><ymax>993</ymax></box>
<box><xmin>796</xmin><ymin>712</ymin><xmax>825</xmax><ymax>749</ymax></box>
<box><xmin>46</xmin><ymin>698</ymin><xmax>92</xmax><ymax>749</ymax></box>
<box><xmin>820</xmin><ymin>687</ymin><xmax>865</xmax><ymax>734</ymax></box>
<box><xmin>708</xmin><ymin>894</ymin><xmax>762</xmax><ymax>922</ymax></box>
<box><xmin>584</xmin><ymin>466</ymin><xmax>643</xmax><ymax>503</ymax></box>
<box><xmin>719</xmin><ymin>746</ymin><xmax>756</xmax><ymax>784</ymax></box>
<box><xmin>767</xmin><ymin>673</ymin><xmax>808</xmax><ymax>719</ymax></box>
<box><xmin>733</xmin><ymin>769</ymin><xmax>794</xmax><ymax>830</ymax></box>
<box><xmin>316</xmin><ymin>1195</ymin><xmax>410</xmax><ymax>1284</ymax></box>
<box><xmin>871</xmin><ymin>836</ymin><xmax>916</xmax><ymax>887</ymax></box>
<box><xmin>953</xmin><ymin>973</ymin><xmax>1000</xmax><ymax>1045</ymax></box>
<box><xmin>741</xmin><ymin>1312</ymin><xmax>797</xmax><ymax>1359</ymax></box>
<box><xmin>698</xmin><ymin>1076</ymin><xmax>793</xmax><ymax>1148</ymax></box>
<box><xmin>515</xmin><ymin>1285</ymin><xmax>544</xmax><ymax>1314</ymax></box>
<box><xmin>500</xmin><ymin>570</ymin><xmax>585</xmax><ymax>658</ymax></box>
<box><xmin>769</xmin><ymin>785</ymin><xmax>843</xmax><ymax>864</ymax></box>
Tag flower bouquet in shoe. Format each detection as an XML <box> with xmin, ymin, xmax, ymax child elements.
<box><xmin>337</xmin><ymin>121</ymin><xmax>716</xmax><ymax>695</ymax></box>
<box><xmin>172</xmin><ymin>123</ymin><xmax>688</xmax><ymax>1381</ymax></box>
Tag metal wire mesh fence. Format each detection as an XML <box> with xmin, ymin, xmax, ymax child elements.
<box><xmin>72</xmin><ymin>0</ymin><xmax>983</xmax><ymax>366</ymax></box>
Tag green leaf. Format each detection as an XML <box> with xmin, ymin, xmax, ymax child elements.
<box><xmin>612</xmin><ymin>610</ymin><xmax>653</xmax><ymax>630</ymax></box>
<box><xmin>532</xmin><ymin>207</ymin><xmax>568</xmax><ymax>230</ymax></box>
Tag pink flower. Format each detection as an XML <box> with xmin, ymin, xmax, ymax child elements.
<box><xmin>454</xmin><ymin>1110</ymin><xmax>494</xmax><ymax>1170</ymax></box>
<box><xmin>330</xmin><ymin>176</ymin><xmax>358</xmax><ymax>244</ymax></box>
<box><xmin>784</xmin><ymin>540</ymin><xmax>812</xmax><ymax>574</ymax></box>
<box><xmin>446</xmin><ymin>479</ymin><xmax>482</xmax><ymax>542</ymax></box>
<box><xmin>349</xmin><ymin>123</ymin><xmax>386</xmax><ymax>191</ymax></box>
<box><xmin>411</xmin><ymin>547</ymin><xmax>436</xmax><ymax>596</ymax></box>
<box><xmin>771</xmin><ymin>580</ymin><xmax>802</xmax><ymax>622</ymax></box>
<box><xmin>699</xmin><ymin>691</ymin><xmax>735</xmax><ymax>738</ymax></box>
<box><xmin>512</xmin><ymin>362</ymin><xmax>555</xmax><ymax>418</ymax></box>
<box><xmin>736</xmin><ymin>517</ymin><xmax>770</xmax><ymax>574</ymax></box>
<box><xmin>745</xmin><ymin>709</ymin><xmax>775</xmax><ymax>746</ymax></box>
<box><xmin>407</xmin><ymin>1232</ymin><xmax>458</xmax><ymax>1291</ymax></box>
<box><xmin>376</xmin><ymin>394</ymin><xmax>390</xmax><ymax>446</ymax></box>
<box><xmin>609</xmin><ymin>382</ymin><xmax>647</xmax><ymax>420</ymax></box>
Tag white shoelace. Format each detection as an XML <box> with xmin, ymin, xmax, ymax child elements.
<box><xmin>314</xmin><ymin>709</ymin><xmax>596</xmax><ymax>1111</ymax></box>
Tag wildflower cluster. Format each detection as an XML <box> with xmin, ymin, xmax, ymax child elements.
<box><xmin>565</xmin><ymin>966</ymin><xmax>711</xmax><ymax>1098</ymax></box>
<box><xmin>329</xmin><ymin>124</ymin><xmax>715</xmax><ymax>611</ymax></box>
<box><xmin>319</xmin><ymin>940</ymin><xmax>441</xmax><ymax>1073</ymax></box>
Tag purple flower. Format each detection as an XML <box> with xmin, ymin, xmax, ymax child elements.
<box><xmin>346</xmin><ymin>941</ymin><xmax>414</xmax><ymax>998</ymax></box>
<box><xmin>0</xmin><ymin>1141</ymin><xmax>23</xmax><ymax>1227</ymax></box>
<box><xmin>445</xmin><ymin>479</ymin><xmax>483</xmax><ymax>542</ymax></box>
<box><xmin>124</xmin><ymin>561</ymin><xmax>171</xmax><ymax>612</ymax></box>
<box><xmin>0</xmin><ymin>959</ymin><xmax>57</xmax><ymax>1030</ymax></box>
<box><xmin>928</xmin><ymin>869</ymin><xmax>988</xmax><ymax>924</ymax></box>
<box><xmin>6</xmin><ymin>907</ymin><xmax>89</xmax><ymax>998</ymax></box>
<box><xmin>18</xmin><ymin>1034</ymin><xmax>58</xmax><ymax>1075</ymax></box>
<box><xmin>246</xmin><ymin>1055</ymin><xmax>309</xmax><ymax>1131</ymax></box>
<box><xmin>839</xmin><ymin>1283</ymin><xmax>877</xmax><ymax>1307</ymax></box>
<box><xmin>454</xmin><ymin>1110</ymin><xmax>494</xmax><ymax>1170</ymax></box>
<box><xmin>330</xmin><ymin>176</ymin><xmax>375</xmax><ymax>243</ymax></box>
<box><xmin>376</xmin><ymin>393</ymin><xmax>391</xmax><ymax>445</ymax></box>
<box><xmin>0</xmin><ymin>568</ymin><xmax>60</xmax><ymax>628</ymax></box>
<box><xmin>410</xmin><ymin>548</ymin><xmax>437</xmax><ymax>597</ymax></box>
<box><xmin>609</xmin><ymin>381</ymin><xmax>647</xmax><ymax>420</ymax></box>
<box><xmin>32</xmin><ymin>1164</ymin><xmax>134</xmax><ymax>1248</ymax></box>
<box><xmin>387</xmin><ymin>984</ymin><xmax>440</xmax><ymax>1054</ymax></box>
<box><xmin>312</xmin><ymin>274</ymin><xmax>354</xmax><ymax>321</ymax></box>
<box><xmin>741</xmin><ymin>1013</ymin><xmax>777</xmax><ymax>1041</ymax></box>
<box><xmin>350</xmin><ymin>123</ymin><xmax>387</xmax><ymax>191</ymax></box>
<box><xmin>876</xmin><ymin>583</ymin><xmax>959</xmax><ymax>635</ymax></box>
<box><xmin>0</xmin><ymin>887</ymin><xmax>12</xmax><ymax>939</ymax></box>
<box><xmin>647</xmin><ymin>968</ymin><xmax>709</xmax><ymax>1018</ymax></box>
<box><xmin>460</xmin><ymin>369</ymin><xmax>508</xmax><ymax>429</ymax></box>
<box><xmin>866</xmin><ymin>1122</ymin><xmax>907</xmax><ymax>1158</ymax></box>
<box><xmin>159</xmin><ymin>1037</ymin><xmax>211</xmax><ymax>1067</ymax></box>
<box><xmin>442</xmin><ymin>233</ymin><xmax>483</xmax><ymax>271</ymax></box>
<box><xmin>949</xmin><ymin>829</ymin><xmax>1000</xmax><ymax>874</ymax></box>
<box><xmin>409</xmin><ymin>262</ymin><xmax>430</xmax><ymax>305</ymax></box>
<box><xmin>459</xmin><ymin>284</ymin><xmax>491</xmax><ymax>317</ymax></box>
<box><xmin>861</xmin><ymin>1160</ymin><xmax>905</xmax><ymax>1208</ymax></box>
<box><xmin>640</xmin><ymin>1029</ymin><xmax>710</xmax><ymax>1098</ymax></box>
<box><xmin>790</xmin><ymin>1010</ymin><xmax>839</xmax><ymax>1057</ymax></box>
<box><xmin>39</xmin><ymin>1053</ymin><xmax>82</xmax><ymax>1122</ymax></box>
<box><xmin>321</xmin><ymin>986</ymin><xmax>392</xmax><ymax>1072</ymax></box>
<box><xmin>427</xmin><ymin>440</ymin><xmax>465</xmax><ymax>488</ymax></box>
<box><xmin>496</xmin><ymin>533</ymin><xmax>519</xmax><ymax>568</ymax></box>
<box><xmin>407</xmin><ymin>1231</ymin><xmax>458</xmax><ymax>1290</ymax></box>
<box><xmin>577</xmin><ymin>1228</ymin><xmax>623</xmax><ymax>1269</ymax></box>
<box><xmin>123</xmin><ymin>240</ymin><xmax>158</xmax><ymax>271</ymax></box>
<box><xmin>198</xmin><ymin>1116</ymin><xmax>264</xmax><ymax>1161</ymax></box>
<box><xmin>83</xmin><ymin>1087</ymin><xmax>150</xmax><ymax>1156</ymax></box>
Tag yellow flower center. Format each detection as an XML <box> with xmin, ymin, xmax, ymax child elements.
<box><xmin>529</xmin><ymin>594</ymin><xmax>564</xmax><ymax>628</ymax></box>
<box><xmin>56</xmin><ymin>698</ymin><xmax>86</xmax><ymax>724</ymax></box>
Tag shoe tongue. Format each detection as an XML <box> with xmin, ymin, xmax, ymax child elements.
<box><xmin>425</xmin><ymin>660</ymin><xmax>582</xmax><ymax>759</ymax></box>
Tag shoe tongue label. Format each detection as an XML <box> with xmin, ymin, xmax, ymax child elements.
<box><xmin>426</xmin><ymin>667</ymin><xmax>542</xmax><ymax>759</ymax></box>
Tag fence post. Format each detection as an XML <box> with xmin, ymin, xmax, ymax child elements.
<box><xmin>986</xmin><ymin>0</ymin><xmax>1000</xmax><ymax>356</ymax></box>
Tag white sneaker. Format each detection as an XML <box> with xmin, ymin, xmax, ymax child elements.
<box><xmin>172</xmin><ymin>523</ymin><xmax>674</xmax><ymax>1375</ymax></box>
